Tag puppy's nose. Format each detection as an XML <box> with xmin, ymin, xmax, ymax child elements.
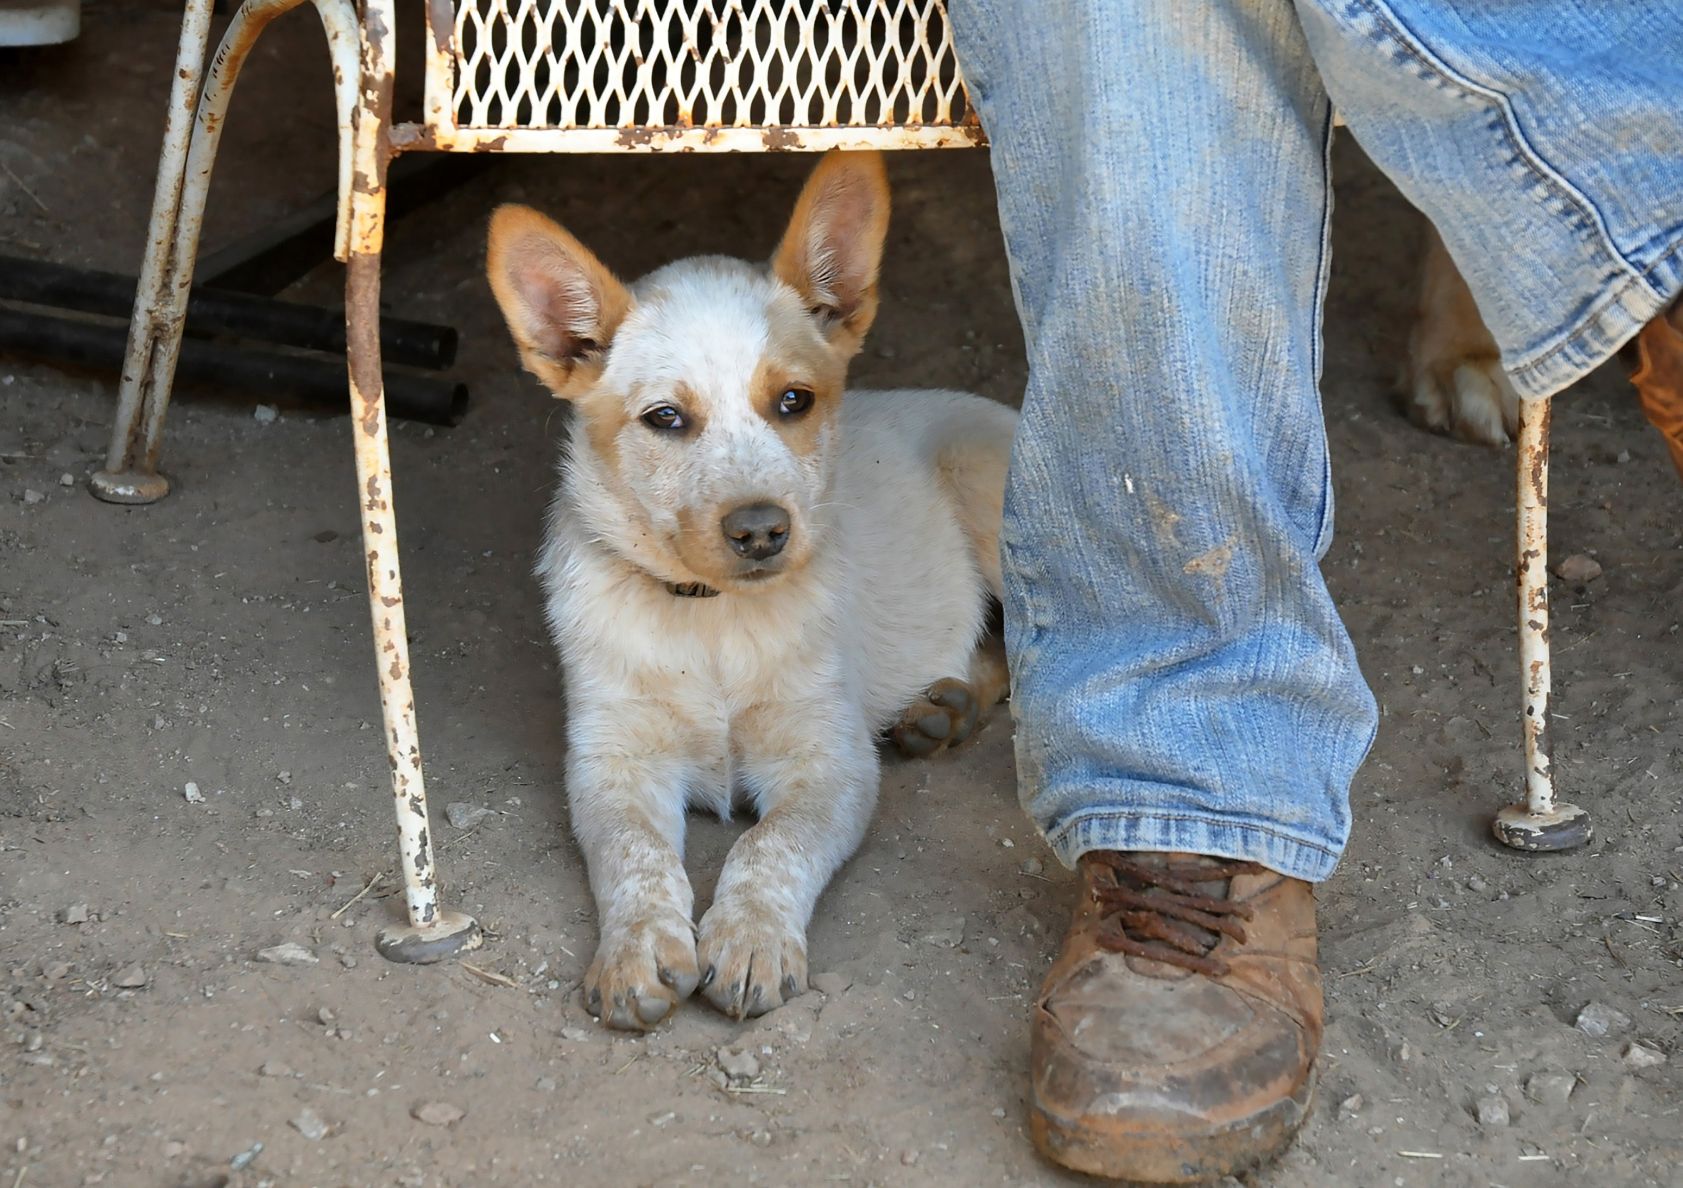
<box><xmin>721</xmin><ymin>502</ymin><xmax>791</xmax><ymax>560</ymax></box>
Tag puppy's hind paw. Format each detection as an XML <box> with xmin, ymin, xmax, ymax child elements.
<box><xmin>891</xmin><ymin>677</ymin><xmax>982</xmax><ymax>759</ymax></box>
<box><xmin>583</xmin><ymin>908</ymin><xmax>699</xmax><ymax>1030</ymax></box>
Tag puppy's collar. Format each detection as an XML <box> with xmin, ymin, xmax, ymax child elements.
<box><xmin>665</xmin><ymin>581</ymin><xmax>720</xmax><ymax>599</ymax></box>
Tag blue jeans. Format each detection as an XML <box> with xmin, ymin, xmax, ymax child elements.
<box><xmin>950</xmin><ymin>0</ymin><xmax>1683</xmax><ymax>881</ymax></box>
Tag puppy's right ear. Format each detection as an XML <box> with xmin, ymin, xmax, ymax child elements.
<box><xmin>486</xmin><ymin>205</ymin><xmax>633</xmax><ymax>398</ymax></box>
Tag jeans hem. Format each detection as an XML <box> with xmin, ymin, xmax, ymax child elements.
<box><xmin>1507</xmin><ymin>240</ymin><xmax>1683</xmax><ymax>400</ymax></box>
<box><xmin>1044</xmin><ymin>808</ymin><xmax>1343</xmax><ymax>883</ymax></box>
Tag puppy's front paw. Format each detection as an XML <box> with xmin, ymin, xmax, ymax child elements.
<box><xmin>695</xmin><ymin>898</ymin><xmax>807</xmax><ymax>1020</ymax></box>
<box><xmin>891</xmin><ymin>677</ymin><xmax>982</xmax><ymax>758</ymax></box>
<box><xmin>584</xmin><ymin>908</ymin><xmax>699</xmax><ymax>1030</ymax></box>
<box><xmin>1403</xmin><ymin>353</ymin><xmax>1519</xmax><ymax>446</ymax></box>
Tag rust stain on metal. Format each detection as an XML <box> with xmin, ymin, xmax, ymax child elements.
<box><xmin>381</xmin><ymin>595</ymin><xmax>400</xmax><ymax>608</ymax></box>
<box><xmin>762</xmin><ymin>127</ymin><xmax>802</xmax><ymax>152</ymax></box>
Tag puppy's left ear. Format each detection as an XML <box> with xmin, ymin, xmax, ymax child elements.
<box><xmin>772</xmin><ymin>150</ymin><xmax>890</xmax><ymax>356</ymax></box>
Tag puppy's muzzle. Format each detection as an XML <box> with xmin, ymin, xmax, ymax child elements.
<box><xmin>721</xmin><ymin>502</ymin><xmax>791</xmax><ymax>561</ymax></box>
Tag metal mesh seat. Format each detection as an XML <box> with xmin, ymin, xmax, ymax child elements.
<box><xmin>90</xmin><ymin>0</ymin><xmax>1587</xmax><ymax>967</ymax></box>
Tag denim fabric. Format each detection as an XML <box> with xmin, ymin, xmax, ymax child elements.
<box><xmin>949</xmin><ymin>0</ymin><xmax>1683</xmax><ymax>881</ymax></box>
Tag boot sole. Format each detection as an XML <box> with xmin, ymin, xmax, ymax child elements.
<box><xmin>1029</xmin><ymin>1066</ymin><xmax>1317</xmax><ymax>1185</ymax></box>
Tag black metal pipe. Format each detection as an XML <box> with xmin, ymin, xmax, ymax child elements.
<box><xmin>0</xmin><ymin>306</ymin><xmax>467</xmax><ymax>426</ymax></box>
<box><xmin>0</xmin><ymin>255</ymin><xmax>457</xmax><ymax>371</ymax></box>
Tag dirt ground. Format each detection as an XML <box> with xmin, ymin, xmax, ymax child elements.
<box><xmin>3</xmin><ymin>9</ymin><xmax>1681</xmax><ymax>1188</ymax></box>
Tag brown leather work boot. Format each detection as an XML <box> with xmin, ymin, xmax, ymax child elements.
<box><xmin>1631</xmin><ymin>298</ymin><xmax>1683</xmax><ymax>481</ymax></box>
<box><xmin>1029</xmin><ymin>852</ymin><xmax>1323</xmax><ymax>1183</ymax></box>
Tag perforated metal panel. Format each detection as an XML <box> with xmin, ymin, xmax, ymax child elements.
<box><xmin>419</xmin><ymin>0</ymin><xmax>983</xmax><ymax>152</ymax></box>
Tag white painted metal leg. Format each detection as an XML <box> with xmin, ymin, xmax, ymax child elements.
<box><xmin>346</xmin><ymin>0</ymin><xmax>480</xmax><ymax>963</ymax></box>
<box><xmin>1493</xmin><ymin>396</ymin><xmax>1592</xmax><ymax>851</ymax></box>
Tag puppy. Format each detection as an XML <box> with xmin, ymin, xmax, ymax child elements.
<box><xmin>486</xmin><ymin>151</ymin><xmax>1017</xmax><ymax>1029</ymax></box>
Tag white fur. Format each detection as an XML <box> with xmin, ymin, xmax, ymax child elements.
<box><xmin>533</xmin><ymin>257</ymin><xmax>1016</xmax><ymax>1028</ymax></box>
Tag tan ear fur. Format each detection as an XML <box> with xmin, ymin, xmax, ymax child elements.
<box><xmin>486</xmin><ymin>204</ymin><xmax>634</xmax><ymax>398</ymax></box>
<box><xmin>771</xmin><ymin>151</ymin><xmax>890</xmax><ymax>357</ymax></box>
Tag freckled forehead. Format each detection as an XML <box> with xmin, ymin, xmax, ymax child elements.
<box><xmin>606</xmin><ymin>257</ymin><xmax>793</xmax><ymax>394</ymax></box>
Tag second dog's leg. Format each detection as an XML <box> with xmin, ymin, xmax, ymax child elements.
<box><xmin>570</xmin><ymin>739</ymin><xmax>700</xmax><ymax>1030</ymax></box>
<box><xmin>697</xmin><ymin>710</ymin><xmax>878</xmax><ymax>1018</ymax></box>
<box><xmin>1401</xmin><ymin>224</ymin><xmax>1520</xmax><ymax>446</ymax></box>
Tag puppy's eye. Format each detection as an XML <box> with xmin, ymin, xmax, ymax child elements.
<box><xmin>641</xmin><ymin>405</ymin><xmax>686</xmax><ymax>431</ymax></box>
<box><xmin>778</xmin><ymin>388</ymin><xmax>815</xmax><ymax>418</ymax></box>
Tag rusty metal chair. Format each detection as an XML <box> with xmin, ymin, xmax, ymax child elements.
<box><xmin>90</xmin><ymin>0</ymin><xmax>1583</xmax><ymax>966</ymax></box>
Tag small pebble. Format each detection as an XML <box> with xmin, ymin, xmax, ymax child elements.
<box><xmin>1575</xmin><ymin>1001</ymin><xmax>1631</xmax><ymax>1038</ymax></box>
<box><xmin>411</xmin><ymin>1101</ymin><xmax>465</xmax><ymax>1127</ymax></box>
<box><xmin>290</xmin><ymin>1108</ymin><xmax>328</xmax><ymax>1141</ymax></box>
<box><xmin>61</xmin><ymin>903</ymin><xmax>90</xmax><ymax>925</ymax></box>
<box><xmin>1616</xmin><ymin>448</ymin><xmax>1632</xmax><ymax>464</ymax></box>
<box><xmin>901</xmin><ymin>1150</ymin><xmax>919</xmax><ymax>1166</ymax></box>
<box><xmin>1525</xmin><ymin>1071</ymin><xmax>1576</xmax><ymax>1106</ymax></box>
<box><xmin>112</xmin><ymin>964</ymin><xmax>148</xmax><ymax>989</ymax></box>
<box><xmin>58</xmin><ymin>473</ymin><xmax>74</xmax><ymax>487</ymax></box>
<box><xmin>559</xmin><ymin>1026</ymin><xmax>591</xmax><ymax>1042</ymax></box>
<box><xmin>1475</xmin><ymin>1095</ymin><xmax>1510</xmax><ymax>1127</ymax></box>
<box><xmin>1466</xmin><ymin>874</ymin><xmax>1489</xmax><ymax>893</ymax></box>
<box><xmin>253</xmin><ymin>404</ymin><xmax>279</xmax><ymax>424</ymax></box>
<box><xmin>146</xmin><ymin>613</ymin><xmax>163</xmax><ymax>626</ymax></box>
<box><xmin>183</xmin><ymin>782</ymin><xmax>205</xmax><ymax>804</ymax></box>
<box><xmin>443</xmin><ymin>801</ymin><xmax>494</xmax><ymax>830</ymax></box>
<box><xmin>317</xmin><ymin>1006</ymin><xmax>336</xmax><ymax>1026</ymax></box>
<box><xmin>255</xmin><ymin>942</ymin><xmax>319</xmax><ymax>966</ymax></box>
<box><xmin>920</xmin><ymin>912</ymin><xmax>967</xmax><ymax>948</ymax></box>
<box><xmin>706</xmin><ymin>1068</ymin><xmax>730</xmax><ymax>1090</ymax></box>
<box><xmin>990</xmin><ymin>1106</ymin><xmax>1006</xmax><ymax>1118</ymax></box>
<box><xmin>716</xmin><ymin>1046</ymin><xmax>760</xmax><ymax>1081</ymax></box>
<box><xmin>1019</xmin><ymin>858</ymin><xmax>1044</xmax><ymax>875</ymax></box>
<box><xmin>22</xmin><ymin>489</ymin><xmax>43</xmax><ymax>505</ymax></box>
<box><xmin>277</xmin><ymin>770</ymin><xmax>293</xmax><ymax>785</ymax></box>
<box><xmin>1552</xmin><ymin>554</ymin><xmax>1602</xmax><ymax>583</ymax></box>
<box><xmin>259</xmin><ymin>1061</ymin><xmax>295</xmax><ymax>1078</ymax></box>
<box><xmin>1623</xmin><ymin>1041</ymin><xmax>1666</xmax><ymax>1070</ymax></box>
<box><xmin>535</xmin><ymin>1076</ymin><xmax>557</xmax><ymax>1092</ymax></box>
<box><xmin>1338</xmin><ymin>1094</ymin><xmax>1364</xmax><ymax>1114</ymax></box>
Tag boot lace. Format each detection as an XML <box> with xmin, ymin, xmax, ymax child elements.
<box><xmin>1088</xmin><ymin>852</ymin><xmax>1262</xmax><ymax>977</ymax></box>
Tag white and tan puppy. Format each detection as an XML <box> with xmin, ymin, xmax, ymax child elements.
<box><xmin>486</xmin><ymin>151</ymin><xmax>1017</xmax><ymax>1029</ymax></box>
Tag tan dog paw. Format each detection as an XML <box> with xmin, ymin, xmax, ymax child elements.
<box><xmin>695</xmin><ymin>899</ymin><xmax>807</xmax><ymax>1019</ymax></box>
<box><xmin>891</xmin><ymin>677</ymin><xmax>983</xmax><ymax>758</ymax></box>
<box><xmin>1403</xmin><ymin>354</ymin><xmax>1519</xmax><ymax>446</ymax></box>
<box><xmin>583</xmin><ymin>908</ymin><xmax>699</xmax><ymax>1030</ymax></box>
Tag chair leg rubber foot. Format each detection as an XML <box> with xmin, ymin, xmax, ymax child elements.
<box><xmin>1492</xmin><ymin>802</ymin><xmax>1593</xmax><ymax>852</ymax></box>
<box><xmin>90</xmin><ymin>469</ymin><xmax>170</xmax><ymax>505</ymax></box>
<box><xmin>375</xmin><ymin>910</ymin><xmax>483</xmax><ymax>964</ymax></box>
